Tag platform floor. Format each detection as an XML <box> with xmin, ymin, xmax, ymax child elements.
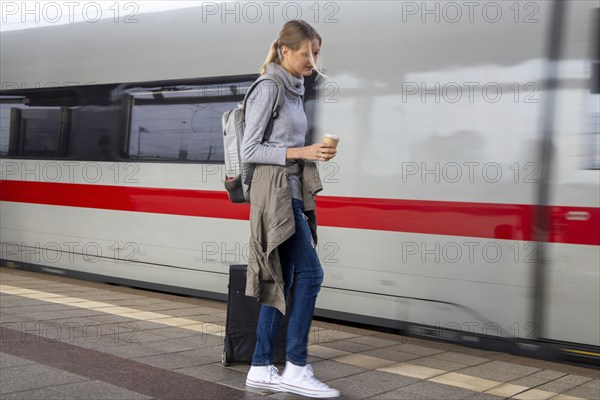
<box><xmin>1</xmin><ymin>267</ymin><xmax>598</xmax><ymax>400</ymax></box>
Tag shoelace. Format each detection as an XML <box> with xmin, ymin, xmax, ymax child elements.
<box><xmin>267</xmin><ymin>365</ymin><xmax>281</xmax><ymax>381</ymax></box>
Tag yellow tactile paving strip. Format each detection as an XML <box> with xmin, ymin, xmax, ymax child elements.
<box><xmin>0</xmin><ymin>278</ymin><xmax>595</xmax><ymax>400</ymax></box>
<box><xmin>0</xmin><ymin>284</ymin><xmax>226</xmax><ymax>335</ymax></box>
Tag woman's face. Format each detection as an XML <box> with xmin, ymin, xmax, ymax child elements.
<box><xmin>281</xmin><ymin>38</ymin><xmax>320</xmax><ymax>78</ymax></box>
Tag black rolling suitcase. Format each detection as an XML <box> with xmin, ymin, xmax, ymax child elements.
<box><xmin>222</xmin><ymin>264</ymin><xmax>288</xmax><ymax>365</ymax></box>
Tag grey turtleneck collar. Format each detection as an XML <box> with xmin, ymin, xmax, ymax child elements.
<box><xmin>265</xmin><ymin>62</ymin><xmax>305</xmax><ymax>98</ymax></box>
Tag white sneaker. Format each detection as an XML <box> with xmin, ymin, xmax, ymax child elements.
<box><xmin>280</xmin><ymin>361</ymin><xmax>340</xmax><ymax>398</ymax></box>
<box><xmin>245</xmin><ymin>365</ymin><xmax>283</xmax><ymax>391</ymax></box>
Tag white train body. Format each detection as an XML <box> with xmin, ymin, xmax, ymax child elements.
<box><xmin>1</xmin><ymin>1</ymin><xmax>598</xmax><ymax>359</ymax></box>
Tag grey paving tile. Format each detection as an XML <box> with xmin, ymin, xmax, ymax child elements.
<box><xmin>505</xmin><ymin>375</ymin><xmax>550</xmax><ymax>388</ymax></box>
<box><xmin>431</xmin><ymin>352</ymin><xmax>489</xmax><ymax>366</ymax></box>
<box><xmin>320</xmin><ymin>340</ymin><xmax>376</xmax><ymax>353</ymax></box>
<box><xmin>0</xmin><ymin>296</ymin><xmax>21</xmax><ymax>303</ymax></box>
<box><xmin>93</xmin><ymin>342</ymin><xmax>176</xmax><ymax>359</ymax></box>
<box><xmin>394</xmin><ymin>380</ymin><xmax>479</xmax><ymax>400</ymax></box>
<box><xmin>81</xmin><ymin>314</ymin><xmax>142</xmax><ymax>324</ymax></box>
<box><xmin>3</xmin><ymin>305</ymin><xmax>65</xmax><ymax>321</ymax></box>
<box><xmin>310</xmin><ymin>327</ymin><xmax>359</xmax><ymax>344</ymax></box>
<box><xmin>0</xmin><ymin>304</ymin><xmax>78</xmax><ymax>313</ymax></box>
<box><xmin>0</xmin><ymin>314</ymin><xmax>31</xmax><ymax>323</ymax></box>
<box><xmin>147</xmin><ymin>334</ymin><xmax>223</xmax><ymax>351</ymax></box>
<box><xmin>307</xmin><ymin>354</ymin><xmax>321</xmax><ymax>364</ymax></box>
<box><xmin>173</xmin><ymin>313</ymin><xmax>226</xmax><ymax>323</ymax></box>
<box><xmin>0</xmin><ymin>353</ymin><xmax>36</xmax><ymax>368</ymax></box>
<box><xmin>131</xmin><ymin>346</ymin><xmax>222</xmax><ymax>369</ymax></box>
<box><xmin>217</xmin><ymin>372</ymin><xmax>260</xmax><ymax>394</ymax></box>
<box><xmin>0</xmin><ymin>363</ymin><xmax>88</xmax><ymax>394</ymax></box>
<box><xmin>57</xmin><ymin>333</ymin><xmax>125</xmax><ymax>350</ymax></box>
<box><xmin>7</xmin><ymin>318</ymin><xmax>101</xmax><ymax>338</ymax></box>
<box><xmin>330</xmin><ymin>324</ymin><xmax>380</xmax><ymax>338</ymax></box>
<box><xmin>458</xmin><ymin>364</ymin><xmax>524</xmax><ymax>382</ymax></box>
<box><xmin>56</xmin><ymin>323</ymin><xmax>166</xmax><ymax>345</ymax></box>
<box><xmin>54</xmin><ymin>309</ymin><xmax>108</xmax><ymax>318</ymax></box>
<box><xmin>388</xmin><ymin>343</ymin><xmax>445</xmax><ymax>357</ymax></box>
<box><xmin>0</xmin><ymin>307</ymin><xmax>23</xmax><ymax>315</ymax></box>
<box><xmin>146</xmin><ymin>325</ymin><xmax>217</xmax><ymax>339</ymax></box>
<box><xmin>196</xmin><ymin>332</ymin><xmax>228</xmax><ymax>347</ymax></box>
<box><xmin>505</xmin><ymin>357</ymin><xmax>594</xmax><ymax>378</ymax></box>
<box><xmin>310</xmin><ymin>359</ymin><xmax>370</xmax><ymax>381</ymax></box>
<box><xmin>119</xmin><ymin>329</ymin><xmax>174</xmax><ymax>343</ymax></box>
<box><xmin>0</xmin><ymin>299</ymin><xmax>48</xmax><ymax>308</ymax></box>
<box><xmin>509</xmin><ymin>369</ymin><xmax>568</xmax><ymax>387</ymax></box>
<box><xmin>347</xmin><ymin>335</ymin><xmax>401</xmax><ymax>348</ymax></box>
<box><xmin>51</xmin><ymin>379</ymin><xmax>152</xmax><ymax>399</ymax></box>
<box><xmin>478</xmin><ymin>360</ymin><xmax>541</xmax><ymax>376</ymax></box>
<box><xmin>327</xmin><ymin>370</ymin><xmax>417</xmax><ymax>399</ymax></box>
<box><xmin>555</xmin><ymin>374</ymin><xmax>594</xmax><ymax>385</ymax></box>
<box><xmin>118</xmin><ymin>337</ymin><xmax>196</xmax><ymax>355</ymax></box>
<box><xmin>1</xmin><ymin>388</ymin><xmax>79</xmax><ymax>399</ymax></box>
<box><xmin>13</xmin><ymin>311</ymin><xmax>73</xmax><ymax>321</ymax></box>
<box><xmin>151</xmin><ymin>301</ymin><xmax>213</xmax><ymax>310</ymax></box>
<box><xmin>530</xmin><ymin>369</ymin><xmax>569</xmax><ymax>380</ymax></box>
<box><xmin>21</xmin><ymin>284</ymin><xmax>81</xmax><ymax>290</ymax></box>
<box><xmin>161</xmin><ymin>308</ymin><xmax>220</xmax><ymax>317</ymax></box>
<box><xmin>409</xmin><ymin>356</ymin><xmax>470</xmax><ymax>372</ymax></box>
<box><xmin>64</xmin><ymin>292</ymin><xmax>144</xmax><ymax>300</ymax></box>
<box><xmin>111</xmin><ymin>320</ymin><xmax>170</xmax><ymax>331</ymax></box>
<box><xmin>139</xmin><ymin>302</ymin><xmax>190</xmax><ymax>312</ymax></box>
<box><xmin>582</xmin><ymin>378</ymin><xmax>600</xmax><ymax>390</ymax></box>
<box><xmin>99</xmin><ymin>298</ymin><xmax>163</xmax><ymax>306</ymax></box>
<box><xmin>562</xmin><ymin>385</ymin><xmax>600</xmax><ymax>399</ymax></box>
<box><xmin>369</xmin><ymin>388</ymin><xmax>429</xmax><ymax>400</ymax></box>
<box><xmin>360</xmin><ymin>348</ymin><xmax>421</xmax><ymax>364</ymax></box>
<box><xmin>225</xmin><ymin>363</ymin><xmax>251</xmax><ymax>374</ymax></box>
<box><xmin>463</xmin><ymin>393</ymin><xmax>505</xmax><ymax>400</ymax></box>
<box><xmin>65</xmin><ymin>324</ymin><xmax>139</xmax><ymax>345</ymax></box>
<box><xmin>176</xmin><ymin>361</ymin><xmax>247</xmax><ymax>382</ymax></box>
<box><xmin>537</xmin><ymin>374</ymin><xmax>594</xmax><ymax>394</ymax></box>
<box><xmin>181</xmin><ymin>305</ymin><xmax>227</xmax><ymax>314</ymax></box>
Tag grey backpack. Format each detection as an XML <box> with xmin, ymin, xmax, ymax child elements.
<box><xmin>222</xmin><ymin>74</ymin><xmax>285</xmax><ymax>203</ymax></box>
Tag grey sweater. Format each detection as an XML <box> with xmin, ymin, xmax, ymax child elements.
<box><xmin>241</xmin><ymin>63</ymin><xmax>307</xmax><ymax>200</ymax></box>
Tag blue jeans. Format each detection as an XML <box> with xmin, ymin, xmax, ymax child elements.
<box><xmin>251</xmin><ymin>198</ymin><xmax>324</xmax><ymax>367</ymax></box>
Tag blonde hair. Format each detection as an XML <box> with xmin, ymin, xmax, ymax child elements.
<box><xmin>260</xmin><ymin>20</ymin><xmax>325</xmax><ymax>78</ymax></box>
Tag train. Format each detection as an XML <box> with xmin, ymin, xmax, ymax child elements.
<box><xmin>1</xmin><ymin>1</ymin><xmax>598</xmax><ymax>365</ymax></box>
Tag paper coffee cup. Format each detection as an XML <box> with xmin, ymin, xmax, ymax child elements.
<box><xmin>322</xmin><ymin>133</ymin><xmax>339</xmax><ymax>149</ymax></box>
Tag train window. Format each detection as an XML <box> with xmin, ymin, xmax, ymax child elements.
<box><xmin>0</xmin><ymin>98</ymin><xmax>29</xmax><ymax>156</ymax></box>
<box><xmin>1</xmin><ymin>102</ymin><xmax>68</xmax><ymax>158</ymax></box>
<box><xmin>68</xmin><ymin>106</ymin><xmax>122</xmax><ymax>160</ymax></box>
<box><xmin>0</xmin><ymin>103</ymin><xmax>17</xmax><ymax>156</ymax></box>
<box><xmin>0</xmin><ymin>84</ymin><xmax>123</xmax><ymax>160</ymax></box>
<box><xmin>125</xmin><ymin>81</ymin><xmax>252</xmax><ymax>162</ymax></box>
<box><xmin>17</xmin><ymin>108</ymin><xmax>64</xmax><ymax>157</ymax></box>
<box><xmin>10</xmin><ymin>107</ymin><xmax>67</xmax><ymax>157</ymax></box>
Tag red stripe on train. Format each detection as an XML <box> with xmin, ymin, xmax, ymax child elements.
<box><xmin>0</xmin><ymin>180</ymin><xmax>598</xmax><ymax>246</ymax></box>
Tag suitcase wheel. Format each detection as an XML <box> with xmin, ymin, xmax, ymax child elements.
<box><xmin>221</xmin><ymin>350</ymin><xmax>231</xmax><ymax>366</ymax></box>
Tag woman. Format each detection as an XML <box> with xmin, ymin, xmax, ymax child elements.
<box><xmin>241</xmin><ymin>20</ymin><xmax>339</xmax><ymax>399</ymax></box>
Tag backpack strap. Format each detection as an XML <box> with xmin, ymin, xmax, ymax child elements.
<box><xmin>242</xmin><ymin>74</ymin><xmax>285</xmax><ymax>143</ymax></box>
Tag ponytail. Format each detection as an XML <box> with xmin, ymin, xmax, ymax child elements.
<box><xmin>260</xmin><ymin>40</ymin><xmax>280</xmax><ymax>75</ymax></box>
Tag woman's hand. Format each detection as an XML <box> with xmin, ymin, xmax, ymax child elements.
<box><xmin>286</xmin><ymin>143</ymin><xmax>337</xmax><ymax>162</ymax></box>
